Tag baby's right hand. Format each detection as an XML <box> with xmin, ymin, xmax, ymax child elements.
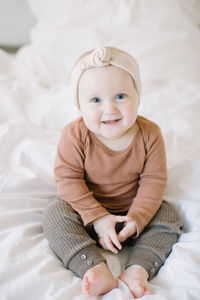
<box><xmin>93</xmin><ymin>214</ymin><xmax>129</xmax><ymax>254</ymax></box>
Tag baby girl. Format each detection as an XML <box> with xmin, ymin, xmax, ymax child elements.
<box><xmin>42</xmin><ymin>47</ymin><xmax>182</xmax><ymax>298</ymax></box>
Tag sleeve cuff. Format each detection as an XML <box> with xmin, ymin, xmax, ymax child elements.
<box><xmin>81</xmin><ymin>208</ymin><xmax>110</xmax><ymax>226</ymax></box>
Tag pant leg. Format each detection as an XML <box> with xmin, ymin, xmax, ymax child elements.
<box><xmin>125</xmin><ymin>201</ymin><xmax>183</xmax><ymax>280</ymax></box>
<box><xmin>42</xmin><ymin>197</ymin><xmax>106</xmax><ymax>278</ymax></box>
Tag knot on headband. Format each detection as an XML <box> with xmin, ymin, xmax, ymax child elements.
<box><xmin>81</xmin><ymin>47</ymin><xmax>111</xmax><ymax>69</ymax></box>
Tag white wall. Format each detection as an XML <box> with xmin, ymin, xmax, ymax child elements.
<box><xmin>0</xmin><ymin>0</ymin><xmax>36</xmax><ymax>46</ymax></box>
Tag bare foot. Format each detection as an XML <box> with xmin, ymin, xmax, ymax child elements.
<box><xmin>119</xmin><ymin>265</ymin><xmax>150</xmax><ymax>298</ymax></box>
<box><xmin>81</xmin><ymin>261</ymin><xmax>117</xmax><ymax>296</ymax></box>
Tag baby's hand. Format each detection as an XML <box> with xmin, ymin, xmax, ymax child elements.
<box><xmin>117</xmin><ymin>219</ymin><xmax>137</xmax><ymax>243</ymax></box>
<box><xmin>93</xmin><ymin>214</ymin><xmax>129</xmax><ymax>254</ymax></box>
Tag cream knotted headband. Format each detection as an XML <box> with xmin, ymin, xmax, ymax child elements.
<box><xmin>70</xmin><ymin>47</ymin><xmax>142</xmax><ymax>108</ymax></box>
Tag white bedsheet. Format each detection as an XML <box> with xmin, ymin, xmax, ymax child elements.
<box><xmin>0</xmin><ymin>1</ymin><xmax>200</xmax><ymax>299</ymax></box>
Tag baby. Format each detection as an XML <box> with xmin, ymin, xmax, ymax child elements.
<box><xmin>43</xmin><ymin>47</ymin><xmax>182</xmax><ymax>298</ymax></box>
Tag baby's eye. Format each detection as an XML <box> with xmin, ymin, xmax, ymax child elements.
<box><xmin>91</xmin><ymin>97</ymin><xmax>101</xmax><ymax>103</ymax></box>
<box><xmin>116</xmin><ymin>93</ymin><xmax>125</xmax><ymax>100</ymax></box>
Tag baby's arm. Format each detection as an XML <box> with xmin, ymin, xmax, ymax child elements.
<box><xmin>55</xmin><ymin>123</ymin><xmax>109</xmax><ymax>226</ymax></box>
<box><xmin>127</xmin><ymin>125</ymin><xmax>167</xmax><ymax>237</ymax></box>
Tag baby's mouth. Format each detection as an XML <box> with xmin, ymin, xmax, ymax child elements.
<box><xmin>102</xmin><ymin>118</ymin><xmax>122</xmax><ymax>125</ymax></box>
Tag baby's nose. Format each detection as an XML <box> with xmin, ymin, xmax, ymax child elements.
<box><xmin>103</xmin><ymin>101</ymin><xmax>118</xmax><ymax>114</ymax></box>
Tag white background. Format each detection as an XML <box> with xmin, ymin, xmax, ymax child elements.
<box><xmin>0</xmin><ymin>0</ymin><xmax>35</xmax><ymax>46</ymax></box>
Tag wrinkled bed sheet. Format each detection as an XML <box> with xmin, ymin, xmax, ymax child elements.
<box><xmin>0</xmin><ymin>1</ymin><xmax>200</xmax><ymax>299</ymax></box>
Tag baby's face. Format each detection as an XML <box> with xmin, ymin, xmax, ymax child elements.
<box><xmin>78</xmin><ymin>65</ymin><xmax>139</xmax><ymax>141</ymax></box>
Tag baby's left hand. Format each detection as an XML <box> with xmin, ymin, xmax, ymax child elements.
<box><xmin>117</xmin><ymin>219</ymin><xmax>137</xmax><ymax>243</ymax></box>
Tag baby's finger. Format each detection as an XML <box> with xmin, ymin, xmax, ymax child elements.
<box><xmin>99</xmin><ymin>237</ymin><xmax>108</xmax><ymax>251</ymax></box>
<box><xmin>118</xmin><ymin>224</ymin><xmax>132</xmax><ymax>242</ymax></box>
<box><xmin>109</xmin><ymin>231</ymin><xmax>122</xmax><ymax>250</ymax></box>
<box><xmin>118</xmin><ymin>221</ymin><xmax>137</xmax><ymax>242</ymax></box>
<box><xmin>104</xmin><ymin>235</ymin><xmax>118</xmax><ymax>254</ymax></box>
<box><xmin>118</xmin><ymin>228</ymin><xmax>128</xmax><ymax>242</ymax></box>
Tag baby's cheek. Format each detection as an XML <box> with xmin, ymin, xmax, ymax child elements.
<box><xmin>124</xmin><ymin>111</ymin><xmax>137</xmax><ymax>126</ymax></box>
<box><xmin>128</xmin><ymin>104</ymin><xmax>138</xmax><ymax>120</ymax></box>
<box><xmin>83</xmin><ymin>115</ymin><xmax>100</xmax><ymax>132</ymax></box>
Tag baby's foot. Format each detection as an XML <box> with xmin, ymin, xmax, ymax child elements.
<box><xmin>119</xmin><ymin>265</ymin><xmax>150</xmax><ymax>298</ymax></box>
<box><xmin>82</xmin><ymin>261</ymin><xmax>117</xmax><ymax>296</ymax></box>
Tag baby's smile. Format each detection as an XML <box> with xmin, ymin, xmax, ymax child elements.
<box><xmin>101</xmin><ymin>117</ymin><xmax>122</xmax><ymax>125</ymax></box>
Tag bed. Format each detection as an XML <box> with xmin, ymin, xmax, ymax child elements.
<box><xmin>0</xmin><ymin>0</ymin><xmax>200</xmax><ymax>299</ymax></box>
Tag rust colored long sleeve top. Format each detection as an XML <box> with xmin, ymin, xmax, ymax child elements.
<box><xmin>54</xmin><ymin>115</ymin><xmax>167</xmax><ymax>236</ymax></box>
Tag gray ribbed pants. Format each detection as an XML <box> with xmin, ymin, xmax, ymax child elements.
<box><xmin>42</xmin><ymin>197</ymin><xmax>182</xmax><ymax>279</ymax></box>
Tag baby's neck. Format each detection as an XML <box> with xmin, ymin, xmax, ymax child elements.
<box><xmin>95</xmin><ymin>122</ymin><xmax>139</xmax><ymax>151</ymax></box>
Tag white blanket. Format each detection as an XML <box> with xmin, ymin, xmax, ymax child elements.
<box><xmin>0</xmin><ymin>1</ymin><xmax>200</xmax><ymax>299</ymax></box>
